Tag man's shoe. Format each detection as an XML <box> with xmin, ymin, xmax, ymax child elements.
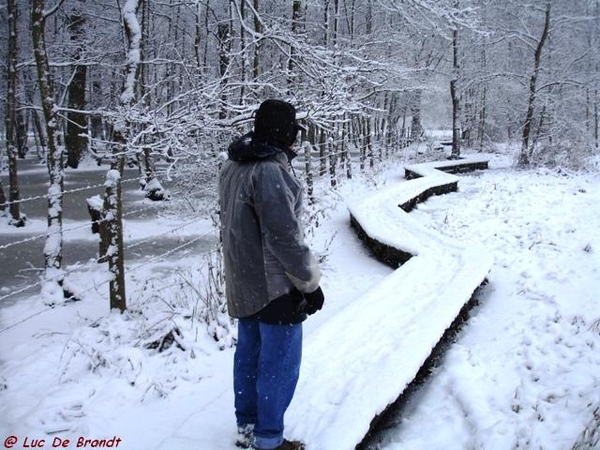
<box><xmin>275</xmin><ymin>440</ymin><xmax>305</xmax><ymax>450</ymax></box>
<box><xmin>253</xmin><ymin>439</ymin><xmax>305</xmax><ymax>450</ymax></box>
<box><xmin>235</xmin><ymin>424</ymin><xmax>254</xmax><ymax>449</ymax></box>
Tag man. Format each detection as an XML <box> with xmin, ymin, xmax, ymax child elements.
<box><xmin>218</xmin><ymin>99</ymin><xmax>324</xmax><ymax>450</ymax></box>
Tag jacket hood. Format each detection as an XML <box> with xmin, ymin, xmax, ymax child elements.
<box><xmin>228</xmin><ymin>132</ymin><xmax>297</xmax><ymax>162</ymax></box>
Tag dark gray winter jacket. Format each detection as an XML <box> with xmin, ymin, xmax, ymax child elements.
<box><xmin>218</xmin><ymin>133</ymin><xmax>321</xmax><ymax>319</ymax></box>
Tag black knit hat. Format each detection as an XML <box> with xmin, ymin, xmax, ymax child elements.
<box><xmin>254</xmin><ymin>99</ymin><xmax>305</xmax><ymax>147</ymax></box>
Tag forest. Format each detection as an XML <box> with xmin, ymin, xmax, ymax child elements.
<box><xmin>0</xmin><ymin>0</ymin><xmax>599</xmax><ymax>305</ymax></box>
<box><xmin>1</xmin><ymin>4</ymin><xmax>600</xmax><ymax>447</ymax></box>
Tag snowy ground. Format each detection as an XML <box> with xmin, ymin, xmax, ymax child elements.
<box><xmin>1</xmin><ymin>149</ymin><xmax>599</xmax><ymax>450</ymax></box>
<box><xmin>376</xmin><ymin>162</ymin><xmax>600</xmax><ymax>450</ymax></box>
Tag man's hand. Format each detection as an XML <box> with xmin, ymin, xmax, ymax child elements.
<box><xmin>303</xmin><ymin>287</ymin><xmax>324</xmax><ymax>315</ymax></box>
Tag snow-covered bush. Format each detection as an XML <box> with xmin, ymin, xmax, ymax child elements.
<box><xmin>518</xmin><ymin>117</ymin><xmax>598</xmax><ymax>171</ymax></box>
<box><xmin>55</xmin><ymin>254</ymin><xmax>235</xmax><ymax>407</ymax></box>
<box><xmin>171</xmin><ymin>246</ymin><xmax>234</xmax><ymax>349</ymax></box>
<box><xmin>527</xmin><ymin>140</ymin><xmax>594</xmax><ymax>171</ymax></box>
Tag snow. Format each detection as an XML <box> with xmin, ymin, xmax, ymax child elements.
<box><xmin>105</xmin><ymin>170</ymin><xmax>122</xmax><ymax>187</ymax></box>
<box><xmin>120</xmin><ymin>0</ymin><xmax>142</xmax><ymax>106</ymax></box>
<box><xmin>404</xmin><ymin>154</ymin><xmax>491</xmax><ymax>176</ymax></box>
<box><xmin>1</xmin><ymin>150</ymin><xmax>600</xmax><ymax>450</ymax></box>
<box><xmin>86</xmin><ymin>195</ymin><xmax>103</xmax><ymax>212</ymax></box>
<box><xmin>145</xmin><ymin>178</ymin><xmax>162</xmax><ymax>192</ymax></box>
<box><xmin>376</xmin><ymin>165</ymin><xmax>600</xmax><ymax>450</ymax></box>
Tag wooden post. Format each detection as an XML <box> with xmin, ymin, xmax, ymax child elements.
<box><xmin>86</xmin><ymin>195</ymin><xmax>109</xmax><ymax>263</ymax></box>
<box><xmin>103</xmin><ymin>153</ymin><xmax>126</xmax><ymax>312</ymax></box>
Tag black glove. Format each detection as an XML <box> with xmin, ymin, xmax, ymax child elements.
<box><xmin>303</xmin><ymin>287</ymin><xmax>324</xmax><ymax>315</ymax></box>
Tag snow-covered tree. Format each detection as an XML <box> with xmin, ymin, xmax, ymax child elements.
<box><xmin>31</xmin><ymin>0</ymin><xmax>66</xmax><ymax>304</ymax></box>
<box><xmin>518</xmin><ymin>2</ymin><xmax>551</xmax><ymax>166</ymax></box>
<box><xmin>102</xmin><ymin>0</ymin><xmax>147</xmax><ymax>312</ymax></box>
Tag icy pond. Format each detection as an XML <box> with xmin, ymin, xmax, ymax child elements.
<box><xmin>0</xmin><ymin>159</ymin><xmax>217</xmax><ymax>306</ymax></box>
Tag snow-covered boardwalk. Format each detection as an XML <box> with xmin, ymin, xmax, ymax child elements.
<box><xmin>287</xmin><ymin>156</ymin><xmax>493</xmax><ymax>450</ymax></box>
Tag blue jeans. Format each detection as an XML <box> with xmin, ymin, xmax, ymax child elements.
<box><xmin>234</xmin><ymin>318</ymin><xmax>302</xmax><ymax>449</ymax></box>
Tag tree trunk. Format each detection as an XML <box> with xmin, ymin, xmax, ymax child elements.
<box><xmin>342</xmin><ymin>118</ymin><xmax>351</xmax><ymax>179</ymax></box>
<box><xmin>332</xmin><ymin>0</ymin><xmax>339</xmax><ymax>47</ymax></box>
<box><xmin>367</xmin><ymin>118</ymin><xmax>374</xmax><ymax>168</ymax></box>
<box><xmin>323</xmin><ymin>0</ymin><xmax>330</xmax><ymax>46</ymax></box>
<box><xmin>32</xmin><ymin>0</ymin><xmax>66</xmax><ymax>299</ymax></box>
<box><xmin>329</xmin><ymin>130</ymin><xmax>336</xmax><ymax>188</ymax></box>
<box><xmin>347</xmin><ymin>0</ymin><xmax>356</xmax><ymax>39</ymax></box>
<box><xmin>194</xmin><ymin>2</ymin><xmax>202</xmax><ymax>72</ymax></box>
<box><xmin>253</xmin><ymin>0</ymin><xmax>261</xmax><ymax>81</ymax></box>
<box><xmin>288</xmin><ymin>0</ymin><xmax>303</xmax><ymax>89</ymax></box>
<box><xmin>7</xmin><ymin>146</ymin><xmax>24</xmax><ymax>226</ymax></box>
<box><xmin>358</xmin><ymin>118</ymin><xmax>365</xmax><ymax>170</ymax></box>
<box><xmin>478</xmin><ymin>84</ymin><xmax>488</xmax><ymax>151</ymax></box>
<box><xmin>16</xmin><ymin>109</ymin><xmax>29</xmax><ymax>158</ymax></box>
<box><xmin>139</xmin><ymin>0</ymin><xmax>150</xmax><ymax>105</ymax></box>
<box><xmin>217</xmin><ymin>21</ymin><xmax>231</xmax><ymax>119</ymax></box>
<box><xmin>103</xmin><ymin>0</ymin><xmax>145</xmax><ymax>312</ymax></box>
<box><xmin>239</xmin><ymin>0</ymin><xmax>247</xmax><ymax>101</ymax></box>
<box><xmin>304</xmin><ymin>132</ymin><xmax>314</xmax><ymax>203</ymax></box>
<box><xmin>31</xmin><ymin>109</ymin><xmax>47</xmax><ymax>161</ymax></box>
<box><xmin>450</xmin><ymin>27</ymin><xmax>461</xmax><ymax>159</ymax></box>
<box><xmin>366</xmin><ymin>0</ymin><xmax>372</xmax><ymax>35</ymax></box>
<box><xmin>0</xmin><ymin>178</ymin><xmax>6</xmax><ymax>214</ymax></box>
<box><xmin>120</xmin><ymin>0</ymin><xmax>143</xmax><ymax>106</ymax></box>
<box><xmin>477</xmin><ymin>34</ymin><xmax>488</xmax><ymax>152</ymax></box>
<box><xmin>319</xmin><ymin>128</ymin><xmax>327</xmax><ymax>176</ymax></box>
<box><xmin>519</xmin><ymin>3</ymin><xmax>551</xmax><ymax>166</ymax></box>
<box><xmin>410</xmin><ymin>90</ymin><xmax>422</xmax><ymax>143</ymax></box>
<box><xmin>65</xmin><ymin>6</ymin><xmax>88</xmax><ymax>169</ymax></box>
<box><xmin>203</xmin><ymin>0</ymin><xmax>210</xmax><ymax>73</ymax></box>
<box><xmin>6</xmin><ymin>0</ymin><xmax>24</xmax><ymax>226</ymax></box>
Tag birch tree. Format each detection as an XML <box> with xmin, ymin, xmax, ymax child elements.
<box><xmin>450</xmin><ymin>24</ymin><xmax>461</xmax><ymax>158</ymax></box>
<box><xmin>31</xmin><ymin>0</ymin><xmax>66</xmax><ymax>303</ymax></box>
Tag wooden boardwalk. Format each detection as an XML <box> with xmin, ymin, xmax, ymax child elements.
<box><xmin>287</xmin><ymin>156</ymin><xmax>493</xmax><ymax>449</ymax></box>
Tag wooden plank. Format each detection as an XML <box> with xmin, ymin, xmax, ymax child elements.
<box><xmin>404</xmin><ymin>155</ymin><xmax>490</xmax><ymax>180</ymax></box>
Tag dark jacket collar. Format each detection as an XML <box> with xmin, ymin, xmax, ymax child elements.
<box><xmin>227</xmin><ymin>132</ymin><xmax>297</xmax><ymax>162</ymax></box>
